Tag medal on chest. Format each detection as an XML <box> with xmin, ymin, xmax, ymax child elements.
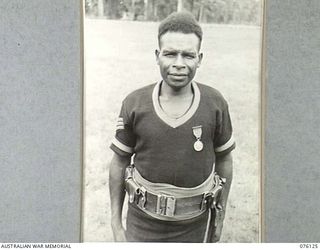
<box><xmin>192</xmin><ymin>125</ymin><xmax>204</xmax><ymax>152</ymax></box>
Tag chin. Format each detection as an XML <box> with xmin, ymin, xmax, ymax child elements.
<box><xmin>166</xmin><ymin>79</ymin><xmax>190</xmax><ymax>88</ymax></box>
<box><xmin>168</xmin><ymin>83</ymin><xmax>188</xmax><ymax>90</ymax></box>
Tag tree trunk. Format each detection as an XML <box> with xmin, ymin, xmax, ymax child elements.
<box><xmin>154</xmin><ymin>0</ymin><xmax>158</xmax><ymax>20</ymax></box>
<box><xmin>98</xmin><ymin>0</ymin><xmax>104</xmax><ymax>17</ymax></box>
<box><xmin>177</xmin><ymin>0</ymin><xmax>183</xmax><ymax>12</ymax></box>
<box><xmin>145</xmin><ymin>0</ymin><xmax>156</xmax><ymax>21</ymax></box>
<box><xmin>110</xmin><ymin>0</ymin><xmax>120</xmax><ymax>19</ymax></box>
<box><xmin>144</xmin><ymin>0</ymin><xmax>148</xmax><ymax>20</ymax></box>
<box><xmin>131</xmin><ymin>0</ymin><xmax>135</xmax><ymax>11</ymax></box>
<box><xmin>190</xmin><ymin>0</ymin><xmax>194</xmax><ymax>12</ymax></box>
<box><xmin>198</xmin><ymin>2</ymin><xmax>204</xmax><ymax>22</ymax></box>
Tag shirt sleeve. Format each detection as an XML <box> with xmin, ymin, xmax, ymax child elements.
<box><xmin>213</xmin><ymin>103</ymin><xmax>236</xmax><ymax>156</ymax></box>
<box><xmin>110</xmin><ymin>100</ymin><xmax>136</xmax><ymax>157</ymax></box>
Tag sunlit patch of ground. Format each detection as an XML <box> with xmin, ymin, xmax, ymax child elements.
<box><xmin>83</xmin><ymin>19</ymin><xmax>261</xmax><ymax>242</ymax></box>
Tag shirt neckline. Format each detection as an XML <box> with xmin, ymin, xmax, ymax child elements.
<box><xmin>152</xmin><ymin>81</ymin><xmax>201</xmax><ymax>128</ymax></box>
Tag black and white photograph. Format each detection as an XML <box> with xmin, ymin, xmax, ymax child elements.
<box><xmin>3</xmin><ymin>0</ymin><xmax>320</xmax><ymax>244</ymax></box>
<box><xmin>83</xmin><ymin>0</ymin><xmax>262</xmax><ymax>243</ymax></box>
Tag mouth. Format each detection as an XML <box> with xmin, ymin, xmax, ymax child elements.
<box><xmin>168</xmin><ymin>73</ymin><xmax>188</xmax><ymax>80</ymax></box>
<box><xmin>169</xmin><ymin>73</ymin><xmax>187</xmax><ymax>76</ymax></box>
<box><xmin>168</xmin><ymin>74</ymin><xmax>188</xmax><ymax>81</ymax></box>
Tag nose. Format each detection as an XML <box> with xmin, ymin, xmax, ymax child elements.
<box><xmin>172</xmin><ymin>54</ymin><xmax>186</xmax><ymax>69</ymax></box>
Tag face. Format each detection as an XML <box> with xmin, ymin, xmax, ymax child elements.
<box><xmin>156</xmin><ymin>32</ymin><xmax>203</xmax><ymax>91</ymax></box>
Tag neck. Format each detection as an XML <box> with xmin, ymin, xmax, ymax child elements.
<box><xmin>160</xmin><ymin>81</ymin><xmax>193</xmax><ymax>98</ymax></box>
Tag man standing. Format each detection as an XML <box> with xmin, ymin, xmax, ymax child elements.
<box><xmin>109</xmin><ymin>11</ymin><xmax>235</xmax><ymax>242</ymax></box>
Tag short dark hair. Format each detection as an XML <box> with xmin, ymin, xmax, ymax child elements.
<box><xmin>158</xmin><ymin>11</ymin><xmax>203</xmax><ymax>48</ymax></box>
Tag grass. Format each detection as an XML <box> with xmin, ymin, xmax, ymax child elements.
<box><xmin>83</xmin><ymin>19</ymin><xmax>261</xmax><ymax>242</ymax></box>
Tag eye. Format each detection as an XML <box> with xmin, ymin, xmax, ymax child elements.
<box><xmin>184</xmin><ymin>54</ymin><xmax>196</xmax><ymax>59</ymax></box>
<box><xmin>163</xmin><ymin>53</ymin><xmax>176</xmax><ymax>58</ymax></box>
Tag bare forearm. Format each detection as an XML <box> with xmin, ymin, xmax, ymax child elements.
<box><xmin>215</xmin><ymin>152</ymin><xmax>233</xmax><ymax>209</ymax></box>
<box><xmin>109</xmin><ymin>153</ymin><xmax>130</xmax><ymax>229</ymax></box>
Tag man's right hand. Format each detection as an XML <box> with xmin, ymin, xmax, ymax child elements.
<box><xmin>109</xmin><ymin>154</ymin><xmax>130</xmax><ymax>242</ymax></box>
<box><xmin>111</xmin><ymin>223</ymin><xmax>127</xmax><ymax>242</ymax></box>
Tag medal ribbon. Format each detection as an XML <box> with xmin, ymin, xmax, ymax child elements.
<box><xmin>192</xmin><ymin>125</ymin><xmax>202</xmax><ymax>140</ymax></box>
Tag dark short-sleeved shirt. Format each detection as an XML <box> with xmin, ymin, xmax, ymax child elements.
<box><xmin>110</xmin><ymin>81</ymin><xmax>235</xmax><ymax>242</ymax></box>
<box><xmin>110</xmin><ymin>81</ymin><xmax>235</xmax><ymax>187</ymax></box>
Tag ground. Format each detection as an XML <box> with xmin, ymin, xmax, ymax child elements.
<box><xmin>83</xmin><ymin>19</ymin><xmax>261</xmax><ymax>242</ymax></box>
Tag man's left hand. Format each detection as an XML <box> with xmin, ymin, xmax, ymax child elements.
<box><xmin>211</xmin><ymin>204</ymin><xmax>225</xmax><ymax>243</ymax></box>
<box><xmin>211</xmin><ymin>220</ymin><xmax>224</xmax><ymax>242</ymax></box>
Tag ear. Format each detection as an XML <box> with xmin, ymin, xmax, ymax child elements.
<box><xmin>197</xmin><ymin>53</ymin><xmax>203</xmax><ymax>68</ymax></box>
<box><xmin>155</xmin><ymin>49</ymin><xmax>160</xmax><ymax>65</ymax></box>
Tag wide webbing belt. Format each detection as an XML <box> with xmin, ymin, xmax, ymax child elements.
<box><xmin>125</xmin><ymin>165</ymin><xmax>225</xmax><ymax>221</ymax></box>
<box><xmin>135</xmin><ymin>186</ymin><xmax>206</xmax><ymax>219</ymax></box>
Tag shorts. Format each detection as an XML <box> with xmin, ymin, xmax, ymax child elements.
<box><xmin>125</xmin><ymin>202</ymin><xmax>209</xmax><ymax>242</ymax></box>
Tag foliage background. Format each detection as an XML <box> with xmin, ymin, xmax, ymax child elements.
<box><xmin>85</xmin><ymin>0</ymin><xmax>261</xmax><ymax>25</ymax></box>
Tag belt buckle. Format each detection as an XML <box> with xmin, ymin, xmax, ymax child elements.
<box><xmin>156</xmin><ymin>194</ymin><xmax>176</xmax><ymax>217</ymax></box>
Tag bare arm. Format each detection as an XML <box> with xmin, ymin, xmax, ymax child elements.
<box><xmin>109</xmin><ymin>153</ymin><xmax>131</xmax><ymax>241</ymax></box>
<box><xmin>215</xmin><ymin>151</ymin><xmax>233</xmax><ymax>210</ymax></box>
<box><xmin>210</xmin><ymin>151</ymin><xmax>233</xmax><ymax>242</ymax></box>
